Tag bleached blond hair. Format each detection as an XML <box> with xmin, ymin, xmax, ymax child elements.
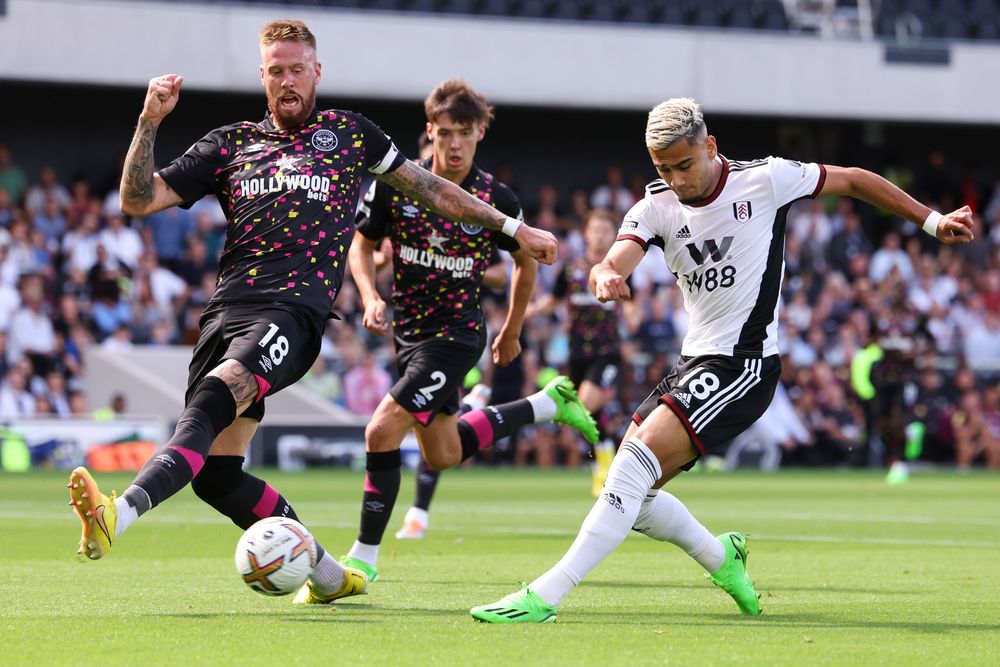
<box><xmin>645</xmin><ymin>98</ymin><xmax>706</xmax><ymax>150</ymax></box>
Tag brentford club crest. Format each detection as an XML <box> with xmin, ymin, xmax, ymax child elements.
<box><xmin>733</xmin><ymin>200</ymin><xmax>752</xmax><ymax>223</ymax></box>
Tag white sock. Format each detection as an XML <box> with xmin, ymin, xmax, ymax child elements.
<box><xmin>310</xmin><ymin>550</ymin><xmax>347</xmax><ymax>594</ymax></box>
<box><xmin>633</xmin><ymin>490</ymin><xmax>725</xmax><ymax>573</ymax></box>
<box><xmin>404</xmin><ymin>506</ymin><xmax>429</xmax><ymax>527</ymax></box>
<box><xmin>526</xmin><ymin>391</ymin><xmax>556</xmax><ymax>422</ymax></box>
<box><xmin>530</xmin><ymin>437</ymin><xmax>662</xmax><ymax>607</ymax></box>
<box><xmin>347</xmin><ymin>540</ymin><xmax>379</xmax><ymax>567</ymax></box>
<box><xmin>113</xmin><ymin>496</ymin><xmax>138</xmax><ymax>539</ymax></box>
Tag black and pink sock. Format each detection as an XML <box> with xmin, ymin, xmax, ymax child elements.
<box><xmin>191</xmin><ymin>455</ymin><xmax>327</xmax><ymax>559</ymax></box>
<box><xmin>413</xmin><ymin>459</ymin><xmax>440</xmax><ymax>511</ymax></box>
<box><xmin>356</xmin><ymin>449</ymin><xmax>402</xmax><ymax>546</ymax></box>
<box><xmin>122</xmin><ymin>377</ymin><xmax>236</xmax><ymax>516</ymax></box>
<box><xmin>457</xmin><ymin>399</ymin><xmax>535</xmax><ymax>461</ymax></box>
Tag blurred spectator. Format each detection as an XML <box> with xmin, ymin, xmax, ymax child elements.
<box><xmin>175</xmin><ymin>235</ymin><xmax>217</xmax><ymax>286</ymax></box>
<box><xmin>31</xmin><ymin>196</ymin><xmax>68</xmax><ymax>247</ymax></box>
<box><xmin>138</xmin><ymin>252</ymin><xmax>188</xmax><ymax>312</ymax></box>
<box><xmin>100</xmin><ymin>324</ymin><xmax>134</xmax><ymax>352</ymax></box>
<box><xmin>43</xmin><ymin>370</ymin><xmax>71</xmax><ymax>417</ymax></box>
<box><xmin>789</xmin><ymin>198</ymin><xmax>832</xmax><ymax>269</ymax></box>
<box><xmin>342</xmin><ymin>348</ymin><xmax>392</xmax><ymax>416</ymax></box>
<box><xmin>0</xmin><ymin>145</ymin><xmax>28</xmax><ymax>205</ymax></box>
<box><xmin>141</xmin><ymin>206</ymin><xmax>194</xmax><ymax>269</ymax></box>
<box><xmin>299</xmin><ymin>355</ymin><xmax>343</xmax><ymax>404</ymax></box>
<box><xmin>962</xmin><ymin>309</ymin><xmax>1000</xmax><ymax>372</ymax></box>
<box><xmin>61</xmin><ymin>210</ymin><xmax>101</xmax><ymax>274</ymax></box>
<box><xmin>98</xmin><ymin>212</ymin><xmax>144</xmax><ymax>270</ymax></box>
<box><xmin>515</xmin><ymin>424</ymin><xmax>581</xmax><ymax>468</ymax></box>
<box><xmin>952</xmin><ymin>390</ymin><xmax>1000</xmax><ymax>469</ymax></box>
<box><xmin>25</xmin><ymin>166</ymin><xmax>71</xmax><ymax>215</ymax></box>
<box><xmin>0</xmin><ymin>188</ymin><xmax>14</xmax><ymax>229</ymax></box>
<box><xmin>869</xmin><ymin>231</ymin><xmax>915</xmax><ymax>283</ymax></box>
<box><xmin>0</xmin><ymin>362</ymin><xmax>35</xmax><ymax>417</ymax></box>
<box><xmin>7</xmin><ymin>275</ymin><xmax>55</xmax><ymax>374</ymax></box>
<box><xmin>590</xmin><ymin>165</ymin><xmax>635</xmax><ymax>215</ymax></box>
<box><xmin>7</xmin><ymin>217</ymin><xmax>45</xmax><ymax>277</ymax></box>
<box><xmin>827</xmin><ymin>203</ymin><xmax>872</xmax><ymax>276</ymax></box>
<box><xmin>66</xmin><ymin>176</ymin><xmax>97</xmax><ymax>226</ymax></box>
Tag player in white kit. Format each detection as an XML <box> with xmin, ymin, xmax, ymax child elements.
<box><xmin>471</xmin><ymin>97</ymin><xmax>974</xmax><ymax>623</ymax></box>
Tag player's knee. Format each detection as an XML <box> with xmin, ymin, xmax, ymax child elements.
<box><xmin>364</xmin><ymin>418</ymin><xmax>405</xmax><ymax>452</ymax></box>
<box><xmin>188</xmin><ymin>375</ymin><xmax>239</xmax><ymax>435</ymax></box>
<box><xmin>423</xmin><ymin>448</ymin><xmax>459</xmax><ymax>471</ymax></box>
<box><xmin>191</xmin><ymin>455</ymin><xmax>244</xmax><ymax>501</ymax></box>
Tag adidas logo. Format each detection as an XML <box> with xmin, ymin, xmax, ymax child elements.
<box><xmin>603</xmin><ymin>492</ymin><xmax>625</xmax><ymax>514</ymax></box>
<box><xmin>675</xmin><ymin>225</ymin><xmax>691</xmax><ymax>239</ymax></box>
<box><xmin>674</xmin><ymin>392</ymin><xmax>692</xmax><ymax>408</ymax></box>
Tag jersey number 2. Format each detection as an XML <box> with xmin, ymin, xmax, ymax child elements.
<box><xmin>418</xmin><ymin>371</ymin><xmax>447</xmax><ymax>400</ymax></box>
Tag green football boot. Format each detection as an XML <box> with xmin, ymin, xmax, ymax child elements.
<box><xmin>706</xmin><ymin>531</ymin><xmax>762</xmax><ymax>615</ymax></box>
<box><xmin>470</xmin><ymin>585</ymin><xmax>557</xmax><ymax>624</ymax></box>
<box><xmin>339</xmin><ymin>555</ymin><xmax>378</xmax><ymax>583</ymax></box>
<box><xmin>544</xmin><ymin>375</ymin><xmax>599</xmax><ymax>444</ymax></box>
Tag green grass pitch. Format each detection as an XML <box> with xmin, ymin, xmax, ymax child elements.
<box><xmin>3</xmin><ymin>468</ymin><xmax>998</xmax><ymax>666</ymax></box>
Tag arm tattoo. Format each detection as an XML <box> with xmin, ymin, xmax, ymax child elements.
<box><xmin>380</xmin><ymin>161</ymin><xmax>507</xmax><ymax>232</ymax></box>
<box><xmin>121</xmin><ymin>119</ymin><xmax>158</xmax><ymax>210</ymax></box>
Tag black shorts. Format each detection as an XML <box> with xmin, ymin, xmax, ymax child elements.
<box><xmin>391</xmin><ymin>331</ymin><xmax>486</xmax><ymax>427</ymax></box>
<box><xmin>186</xmin><ymin>303</ymin><xmax>324</xmax><ymax>422</ymax></box>
<box><xmin>568</xmin><ymin>355</ymin><xmax>621</xmax><ymax>391</ymax></box>
<box><xmin>632</xmin><ymin>354</ymin><xmax>781</xmax><ymax>468</ymax></box>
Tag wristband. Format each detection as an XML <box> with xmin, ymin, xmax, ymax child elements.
<box><xmin>501</xmin><ymin>217</ymin><xmax>523</xmax><ymax>237</ymax></box>
<box><xmin>922</xmin><ymin>211</ymin><xmax>942</xmax><ymax>236</ymax></box>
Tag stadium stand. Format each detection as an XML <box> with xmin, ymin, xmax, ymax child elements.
<box><xmin>1</xmin><ymin>127</ymin><xmax>998</xmax><ymax>468</ymax></box>
<box><xmin>127</xmin><ymin>0</ymin><xmax>1000</xmax><ymax>41</ymax></box>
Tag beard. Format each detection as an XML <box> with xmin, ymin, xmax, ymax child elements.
<box><xmin>266</xmin><ymin>88</ymin><xmax>316</xmax><ymax>129</ymax></box>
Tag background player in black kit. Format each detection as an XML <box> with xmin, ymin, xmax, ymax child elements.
<box><xmin>66</xmin><ymin>20</ymin><xmax>559</xmax><ymax>605</ymax></box>
<box><xmin>340</xmin><ymin>79</ymin><xmax>599</xmax><ymax>581</ymax></box>
<box><xmin>530</xmin><ymin>209</ymin><xmax>636</xmax><ymax>496</ymax></box>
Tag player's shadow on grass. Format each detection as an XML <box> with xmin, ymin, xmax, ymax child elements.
<box><xmin>565</xmin><ymin>611</ymin><xmax>1000</xmax><ymax>634</ymax></box>
<box><xmin>580</xmin><ymin>581</ymin><xmax>916</xmax><ymax>595</ymax></box>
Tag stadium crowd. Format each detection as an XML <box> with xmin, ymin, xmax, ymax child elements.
<box><xmin>0</xmin><ymin>141</ymin><xmax>997</xmax><ymax>468</ymax></box>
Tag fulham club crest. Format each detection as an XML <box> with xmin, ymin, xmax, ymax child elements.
<box><xmin>733</xmin><ymin>200</ymin><xmax>752</xmax><ymax>223</ymax></box>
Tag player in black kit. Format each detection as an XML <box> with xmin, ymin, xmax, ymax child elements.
<box><xmin>340</xmin><ymin>79</ymin><xmax>599</xmax><ymax>580</ymax></box>
<box><xmin>530</xmin><ymin>209</ymin><xmax>634</xmax><ymax>495</ymax></box>
<box><xmin>66</xmin><ymin>20</ymin><xmax>558</xmax><ymax>606</ymax></box>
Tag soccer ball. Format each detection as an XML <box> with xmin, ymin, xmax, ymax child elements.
<box><xmin>234</xmin><ymin>517</ymin><xmax>317</xmax><ymax>596</ymax></box>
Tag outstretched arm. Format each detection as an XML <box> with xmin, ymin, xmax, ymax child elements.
<box><xmin>590</xmin><ymin>239</ymin><xmax>646</xmax><ymax>303</ymax></box>
<box><xmin>492</xmin><ymin>248</ymin><xmax>537</xmax><ymax>366</ymax></box>
<box><xmin>378</xmin><ymin>161</ymin><xmax>558</xmax><ymax>264</ymax></box>
<box><xmin>120</xmin><ymin>74</ymin><xmax>186</xmax><ymax>217</ymax></box>
<box><xmin>821</xmin><ymin>166</ymin><xmax>974</xmax><ymax>244</ymax></box>
<box><xmin>348</xmin><ymin>234</ymin><xmax>389</xmax><ymax>336</ymax></box>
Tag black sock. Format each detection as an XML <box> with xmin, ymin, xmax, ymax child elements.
<box><xmin>191</xmin><ymin>455</ymin><xmax>325</xmax><ymax>559</ymax></box>
<box><xmin>457</xmin><ymin>399</ymin><xmax>535</xmax><ymax>461</ymax></box>
<box><xmin>123</xmin><ymin>377</ymin><xmax>236</xmax><ymax>515</ymax></box>
<box><xmin>412</xmin><ymin>459</ymin><xmax>440</xmax><ymax>511</ymax></box>
<box><xmin>357</xmin><ymin>450</ymin><xmax>402</xmax><ymax>546</ymax></box>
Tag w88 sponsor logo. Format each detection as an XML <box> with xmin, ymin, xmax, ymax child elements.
<box><xmin>681</xmin><ymin>265</ymin><xmax>737</xmax><ymax>294</ymax></box>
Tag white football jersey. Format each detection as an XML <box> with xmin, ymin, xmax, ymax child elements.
<box><xmin>619</xmin><ymin>156</ymin><xmax>826</xmax><ymax>358</ymax></box>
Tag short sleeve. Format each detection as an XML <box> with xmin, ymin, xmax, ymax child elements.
<box><xmin>353</xmin><ymin>113</ymin><xmax>407</xmax><ymax>175</ymax></box>
<box><xmin>616</xmin><ymin>198</ymin><xmax>662</xmax><ymax>252</ymax></box>
<box><xmin>355</xmin><ymin>179</ymin><xmax>391</xmax><ymax>241</ymax></box>
<box><xmin>552</xmin><ymin>266</ymin><xmax>570</xmax><ymax>299</ymax></box>
<box><xmin>493</xmin><ymin>182</ymin><xmax>522</xmax><ymax>253</ymax></box>
<box><xmin>158</xmin><ymin>129</ymin><xmax>227</xmax><ymax>208</ymax></box>
<box><xmin>768</xmin><ymin>156</ymin><xmax>827</xmax><ymax>207</ymax></box>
